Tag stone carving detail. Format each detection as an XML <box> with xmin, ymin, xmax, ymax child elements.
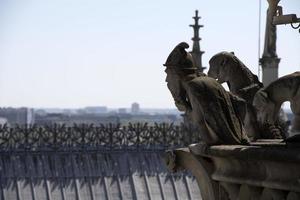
<box><xmin>163</xmin><ymin>42</ymin><xmax>300</xmax><ymax>200</ymax></box>
<box><xmin>263</xmin><ymin>0</ymin><xmax>281</xmax><ymax>58</ymax></box>
<box><xmin>164</xmin><ymin>42</ymin><xmax>299</xmax><ymax>142</ymax></box>
<box><xmin>208</xmin><ymin>51</ymin><xmax>289</xmax><ymax>139</ymax></box>
<box><xmin>253</xmin><ymin>71</ymin><xmax>300</xmax><ymax>134</ymax></box>
<box><xmin>164</xmin><ymin>150</ymin><xmax>178</xmax><ymax>172</ymax></box>
<box><xmin>208</xmin><ymin>51</ymin><xmax>262</xmax><ymax>102</ymax></box>
<box><xmin>164</xmin><ymin>43</ymin><xmax>249</xmax><ymax>145</ymax></box>
<box><xmin>164</xmin><ymin>145</ymin><xmax>300</xmax><ymax>200</ymax></box>
<box><xmin>208</xmin><ymin>51</ymin><xmax>263</xmax><ymax>140</ymax></box>
<box><xmin>220</xmin><ymin>183</ymin><xmax>300</xmax><ymax>200</ymax></box>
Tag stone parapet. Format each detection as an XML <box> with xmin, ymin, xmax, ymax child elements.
<box><xmin>164</xmin><ymin>140</ymin><xmax>300</xmax><ymax>200</ymax></box>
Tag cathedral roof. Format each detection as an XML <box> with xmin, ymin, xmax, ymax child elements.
<box><xmin>0</xmin><ymin>124</ymin><xmax>201</xmax><ymax>200</ymax></box>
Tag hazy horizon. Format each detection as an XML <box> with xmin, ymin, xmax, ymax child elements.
<box><xmin>0</xmin><ymin>0</ymin><xmax>299</xmax><ymax>108</ymax></box>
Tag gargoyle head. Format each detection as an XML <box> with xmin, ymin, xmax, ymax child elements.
<box><xmin>164</xmin><ymin>42</ymin><xmax>197</xmax><ymax>86</ymax></box>
<box><xmin>164</xmin><ymin>42</ymin><xmax>197</xmax><ymax>111</ymax></box>
<box><xmin>208</xmin><ymin>51</ymin><xmax>236</xmax><ymax>84</ymax></box>
<box><xmin>164</xmin><ymin>42</ymin><xmax>194</xmax><ymax>69</ymax></box>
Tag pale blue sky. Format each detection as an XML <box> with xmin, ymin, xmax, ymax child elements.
<box><xmin>0</xmin><ymin>0</ymin><xmax>299</xmax><ymax>108</ymax></box>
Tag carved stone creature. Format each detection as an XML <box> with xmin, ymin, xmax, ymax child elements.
<box><xmin>208</xmin><ymin>51</ymin><xmax>264</xmax><ymax>140</ymax></box>
<box><xmin>164</xmin><ymin>42</ymin><xmax>249</xmax><ymax>145</ymax></box>
<box><xmin>253</xmin><ymin>72</ymin><xmax>300</xmax><ymax>134</ymax></box>
<box><xmin>208</xmin><ymin>51</ymin><xmax>263</xmax><ymax>102</ymax></box>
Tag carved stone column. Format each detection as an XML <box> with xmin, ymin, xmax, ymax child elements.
<box><xmin>261</xmin><ymin>0</ymin><xmax>281</xmax><ymax>86</ymax></box>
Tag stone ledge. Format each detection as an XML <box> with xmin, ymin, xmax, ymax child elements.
<box><xmin>164</xmin><ymin>141</ymin><xmax>300</xmax><ymax>199</ymax></box>
<box><xmin>189</xmin><ymin>140</ymin><xmax>300</xmax><ymax>162</ymax></box>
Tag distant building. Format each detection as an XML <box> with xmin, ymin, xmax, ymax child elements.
<box><xmin>84</xmin><ymin>106</ymin><xmax>108</xmax><ymax>114</ymax></box>
<box><xmin>35</xmin><ymin>112</ymin><xmax>120</xmax><ymax>125</ymax></box>
<box><xmin>120</xmin><ymin>113</ymin><xmax>182</xmax><ymax>126</ymax></box>
<box><xmin>118</xmin><ymin>108</ymin><xmax>127</xmax><ymax>114</ymax></box>
<box><xmin>62</xmin><ymin>109</ymin><xmax>74</xmax><ymax>115</ymax></box>
<box><xmin>131</xmin><ymin>102</ymin><xmax>140</xmax><ymax>114</ymax></box>
<box><xmin>76</xmin><ymin>109</ymin><xmax>87</xmax><ymax>115</ymax></box>
<box><xmin>0</xmin><ymin>107</ymin><xmax>35</xmax><ymax>125</ymax></box>
<box><xmin>34</xmin><ymin>109</ymin><xmax>47</xmax><ymax>116</ymax></box>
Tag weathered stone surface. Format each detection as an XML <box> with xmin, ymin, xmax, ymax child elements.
<box><xmin>164</xmin><ymin>147</ymin><xmax>218</xmax><ymax>200</ymax></box>
<box><xmin>260</xmin><ymin>188</ymin><xmax>286</xmax><ymax>200</ymax></box>
<box><xmin>253</xmin><ymin>71</ymin><xmax>300</xmax><ymax>135</ymax></box>
<box><xmin>208</xmin><ymin>51</ymin><xmax>262</xmax><ymax>103</ymax></box>
<box><xmin>208</xmin><ymin>51</ymin><xmax>264</xmax><ymax>140</ymax></box>
<box><xmin>238</xmin><ymin>185</ymin><xmax>262</xmax><ymax>200</ymax></box>
<box><xmin>287</xmin><ymin>192</ymin><xmax>300</xmax><ymax>200</ymax></box>
<box><xmin>261</xmin><ymin>0</ymin><xmax>281</xmax><ymax>86</ymax></box>
<box><xmin>164</xmin><ymin>142</ymin><xmax>300</xmax><ymax>200</ymax></box>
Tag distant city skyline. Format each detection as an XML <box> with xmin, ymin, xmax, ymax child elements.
<box><xmin>0</xmin><ymin>0</ymin><xmax>299</xmax><ymax>108</ymax></box>
<box><xmin>0</xmin><ymin>104</ymin><xmax>183</xmax><ymax>126</ymax></box>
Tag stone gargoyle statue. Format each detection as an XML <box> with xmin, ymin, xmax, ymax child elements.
<box><xmin>208</xmin><ymin>51</ymin><xmax>263</xmax><ymax>140</ymax></box>
<box><xmin>253</xmin><ymin>72</ymin><xmax>300</xmax><ymax>134</ymax></box>
<box><xmin>208</xmin><ymin>51</ymin><xmax>288</xmax><ymax>139</ymax></box>
<box><xmin>164</xmin><ymin>42</ymin><xmax>249</xmax><ymax>145</ymax></box>
<box><xmin>208</xmin><ymin>51</ymin><xmax>262</xmax><ymax>103</ymax></box>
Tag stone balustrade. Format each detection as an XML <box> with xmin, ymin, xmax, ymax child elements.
<box><xmin>164</xmin><ymin>140</ymin><xmax>300</xmax><ymax>200</ymax></box>
<box><xmin>0</xmin><ymin>123</ymin><xmax>200</xmax><ymax>151</ymax></box>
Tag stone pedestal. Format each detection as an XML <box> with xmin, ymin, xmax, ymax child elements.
<box><xmin>260</xmin><ymin>56</ymin><xmax>280</xmax><ymax>86</ymax></box>
<box><xmin>164</xmin><ymin>140</ymin><xmax>300</xmax><ymax>200</ymax></box>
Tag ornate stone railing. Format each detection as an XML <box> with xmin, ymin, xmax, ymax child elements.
<box><xmin>165</xmin><ymin>141</ymin><xmax>300</xmax><ymax>200</ymax></box>
<box><xmin>0</xmin><ymin>123</ymin><xmax>200</xmax><ymax>151</ymax></box>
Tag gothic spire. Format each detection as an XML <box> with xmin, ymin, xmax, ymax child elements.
<box><xmin>189</xmin><ymin>10</ymin><xmax>205</xmax><ymax>72</ymax></box>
